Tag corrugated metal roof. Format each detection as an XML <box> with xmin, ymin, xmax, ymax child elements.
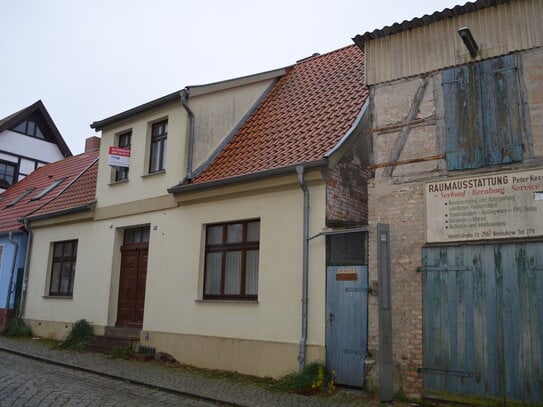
<box><xmin>353</xmin><ymin>0</ymin><xmax>511</xmax><ymax>46</ymax></box>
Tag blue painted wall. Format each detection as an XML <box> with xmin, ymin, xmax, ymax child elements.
<box><xmin>0</xmin><ymin>232</ymin><xmax>28</xmax><ymax>310</ymax></box>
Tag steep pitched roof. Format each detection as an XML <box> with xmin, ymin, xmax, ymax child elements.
<box><xmin>0</xmin><ymin>100</ymin><xmax>72</xmax><ymax>157</ymax></box>
<box><xmin>170</xmin><ymin>45</ymin><xmax>367</xmax><ymax>192</ymax></box>
<box><xmin>0</xmin><ymin>150</ymin><xmax>98</xmax><ymax>234</ymax></box>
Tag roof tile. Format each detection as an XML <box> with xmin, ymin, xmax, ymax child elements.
<box><xmin>187</xmin><ymin>45</ymin><xmax>367</xmax><ymax>186</ymax></box>
<box><xmin>0</xmin><ymin>150</ymin><xmax>98</xmax><ymax>233</ymax></box>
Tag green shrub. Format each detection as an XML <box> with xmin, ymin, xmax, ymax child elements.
<box><xmin>2</xmin><ymin>317</ymin><xmax>32</xmax><ymax>337</ymax></box>
<box><xmin>59</xmin><ymin>319</ymin><xmax>94</xmax><ymax>349</ymax></box>
<box><xmin>273</xmin><ymin>361</ymin><xmax>335</xmax><ymax>394</ymax></box>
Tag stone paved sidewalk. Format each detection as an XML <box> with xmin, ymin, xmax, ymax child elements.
<box><xmin>0</xmin><ymin>336</ymin><xmax>407</xmax><ymax>407</ymax></box>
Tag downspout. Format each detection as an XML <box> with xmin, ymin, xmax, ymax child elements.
<box><xmin>180</xmin><ymin>89</ymin><xmax>196</xmax><ymax>181</ymax></box>
<box><xmin>4</xmin><ymin>231</ymin><xmax>19</xmax><ymax>325</ymax></box>
<box><xmin>18</xmin><ymin>220</ymin><xmax>32</xmax><ymax>318</ymax></box>
<box><xmin>296</xmin><ymin>165</ymin><xmax>309</xmax><ymax>371</ymax></box>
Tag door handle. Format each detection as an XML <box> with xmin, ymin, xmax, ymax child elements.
<box><xmin>328</xmin><ymin>313</ymin><xmax>335</xmax><ymax>322</ymax></box>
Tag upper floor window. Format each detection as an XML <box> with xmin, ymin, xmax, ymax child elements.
<box><xmin>204</xmin><ymin>220</ymin><xmax>260</xmax><ymax>300</ymax></box>
<box><xmin>115</xmin><ymin>131</ymin><xmax>131</xmax><ymax>182</ymax></box>
<box><xmin>149</xmin><ymin>120</ymin><xmax>167</xmax><ymax>173</ymax></box>
<box><xmin>12</xmin><ymin>119</ymin><xmax>45</xmax><ymax>139</ymax></box>
<box><xmin>0</xmin><ymin>160</ymin><xmax>17</xmax><ymax>189</ymax></box>
<box><xmin>49</xmin><ymin>240</ymin><xmax>78</xmax><ymax>296</ymax></box>
<box><xmin>442</xmin><ymin>54</ymin><xmax>524</xmax><ymax>170</ymax></box>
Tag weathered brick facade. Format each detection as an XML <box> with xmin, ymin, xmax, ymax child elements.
<box><xmin>326</xmin><ymin>135</ymin><xmax>369</xmax><ymax>226</ymax></box>
<box><xmin>365</xmin><ymin>46</ymin><xmax>543</xmax><ymax>398</ymax></box>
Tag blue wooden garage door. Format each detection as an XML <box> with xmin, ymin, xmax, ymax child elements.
<box><xmin>421</xmin><ymin>243</ymin><xmax>543</xmax><ymax>405</ymax></box>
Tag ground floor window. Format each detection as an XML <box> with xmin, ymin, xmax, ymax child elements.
<box><xmin>49</xmin><ymin>240</ymin><xmax>78</xmax><ymax>296</ymax></box>
<box><xmin>204</xmin><ymin>219</ymin><xmax>260</xmax><ymax>300</ymax></box>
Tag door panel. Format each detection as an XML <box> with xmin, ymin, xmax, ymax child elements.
<box><xmin>117</xmin><ymin>244</ymin><xmax>148</xmax><ymax>327</ymax></box>
<box><xmin>325</xmin><ymin>265</ymin><xmax>368</xmax><ymax>386</ymax></box>
<box><xmin>422</xmin><ymin>243</ymin><xmax>543</xmax><ymax>405</ymax></box>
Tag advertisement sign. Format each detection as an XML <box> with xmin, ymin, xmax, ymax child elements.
<box><xmin>108</xmin><ymin>147</ymin><xmax>130</xmax><ymax>168</ymax></box>
<box><xmin>425</xmin><ymin>168</ymin><xmax>543</xmax><ymax>242</ymax></box>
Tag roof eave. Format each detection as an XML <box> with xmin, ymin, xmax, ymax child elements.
<box><xmin>90</xmin><ymin>91</ymin><xmax>181</xmax><ymax>131</ymax></box>
<box><xmin>25</xmin><ymin>201</ymin><xmax>96</xmax><ymax>222</ymax></box>
<box><xmin>168</xmin><ymin>159</ymin><xmax>328</xmax><ymax>194</ymax></box>
<box><xmin>353</xmin><ymin>0</ymin><xmax>510</xmax><ymax>47</ymax></box>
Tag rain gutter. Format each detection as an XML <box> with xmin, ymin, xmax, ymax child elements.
<box><xmin>4</xmin><ymin>231</ymin><xmax>20</xmax><ymax>325</ymax></box>
<box><xmin>168</xmin><ymin>159</ymin><xmax>327</xmax><ymax>194</ymax></box>
<box><xmin>18</xmin><ymin>221</ymin><xmax>32</xmax><ymax>318</ymax></box>
<box><xmin>180</xmin><ymin>89</ymin><xmax>196</xmax><ymax>181</ymax></box>
<box><xmin>296</xmin><ymin>165</ymin><xmax>310</xmax><ymax>371</ymax></box>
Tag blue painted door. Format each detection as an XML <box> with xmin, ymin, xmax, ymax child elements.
<box><xmin>325</xmin><ymin>265</ymin><xmax>368</xmax><ymax>386</ymax></box>
<box><xmin>421</xmin><ymin>243</ymin><xmax>543</xmax><ymax>405</ymax></box>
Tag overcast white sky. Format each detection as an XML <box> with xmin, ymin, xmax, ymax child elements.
<box><xmin>1</xmin><ymin>0</ymin><xmax>462</xmax><ymax>154</ymax></box>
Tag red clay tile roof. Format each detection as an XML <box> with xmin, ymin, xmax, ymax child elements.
<box><xmin>0</xmin><ymin>150</ymin><xmax>98</xmax><ymax>234</ymax></box>
<box><xmin>184</xmin><ymin>45</ymin><xmax>367</xmax><ymax>187</ymax></box>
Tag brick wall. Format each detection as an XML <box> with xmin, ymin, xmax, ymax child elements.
<box><xmin>326</xmin><ymin>135</ymin><xmax>369</xmax><ymax>226</ymax></box>
<box><xmin>365</xmin><ymin>47</ymin><xmax>543</xmax><ymax>397</ymax></box>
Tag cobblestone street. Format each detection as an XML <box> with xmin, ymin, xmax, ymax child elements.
<box><xmin>0</xmin><ymin>351</ymin><xmax>220</xmax><ymax>407</ymax></box>
<box><xmin>0</xmin><ymin>337</ymin><xmax>417</xmax><ymax>407</ymax></box>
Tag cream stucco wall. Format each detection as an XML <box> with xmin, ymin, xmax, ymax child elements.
<box><xmin>24</xmin><ymin>175</ymin><xmax>328</xmax><ymax>376</ymax></box>
<box><xmin>189</xmin><ymin>79</ymin><xmax>275</xmax><ymax>171</ymax></box>
<box><xmin>95</xmin><ymin>102</ymin><xmax>187</xmax><ymax>208</ymax></box>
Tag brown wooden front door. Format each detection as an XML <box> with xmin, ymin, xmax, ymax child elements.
<box><xmin>117</xmin><ymin>242</ymin><xmax>148</xmax><ymax>327</ymax></box>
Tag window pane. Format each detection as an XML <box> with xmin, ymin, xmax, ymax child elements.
<box><xmin>51</xmin><ymin>263</ymin><xmax>61</xmax><ymax>293</ymax></box>
<box><xmin>13</xmin><ymin>122</ymin><xmax>26</xmax><ymax>133</ymax></box>
<box><xmin>63</xmin><ymin>242</ymin><xmax>73</xmax><ymax>257</ymax></box>
<box><xmin>224</xmin><ymin>251</ymin><xmax>241</xmax><ymax>295</ymax></box>
<box><xmin>205</xmin><ymin>252</ymin><xmax>222</xmax><ymax>295</ymax></box>
<box><xmin>54</xmin><ymin>243</ymin><xmax>63</xmax><ymax>257</ymax></box>
<box><xmin>227</xmin><ymin>224</ymin><xmax>243</xmax><ymax>243</ymax></box>
<box><xmin>35</xmin><ymin>126</ymin><xmax>45</xmax><ymax>139</ymax></box>
<box><xmin>207</xmin><ymin>226</ymin><xmax>223</xmax><ymax>245</ymax></box>
<box><xmin>150</xmin><ymin>143</ymin><xmax>161</xmax><ymax>172</ymax></box>
<box><xmin>133</xmin><ymin>228</ymin><xmax>142</xmax><ymax>243</ymax></box>
<box><xmin>69</xmin><ymin>262</ymin><xmax>76</xmax><ymax>294</ymax></box>
<box><xmin>141</xmin><ymin>227</ymin><xmax>150</xmax><ymax>242</ymax></box>
<box><xmin>124</xmin><ymin>229</ymin><xmax>134</xmax><ymax>244</ymax></box>
<box><xmin>245</xmin><ymin>250</ymin><xmax>259</xmax><ymax>295</ymax></box>
<box><xmin>60</xmin><ymin>263</ymin><xmax>72</xmax><ymax>294</ymax></box>
<box><xmin>247</xmin><ymin>221</ymin><xmax>260</xmax><ymax>242</ymax></box>
<box><xmin>27</xmin><ymin>121</ymin><xmax>35</xmax><ymax>136</ymax></box>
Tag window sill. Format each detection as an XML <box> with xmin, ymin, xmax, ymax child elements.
<box><xmin>195</xmin><ymin>299</ymin><xmax>259</xmax><ymax>304</ymax></box>
<box><xmin>43</xmin><ymin>295</ymin><xmax>73</xmax><ymax>299</ymax></box>
<box><xmin>108</xmin><ymin>179</ymin><xmax>128</xmax><ymax>186</ymax></box>
<box><xmin>141</xmin><ymin>170</ymin><xmax>165</xmax><ymax>178</ymax></box>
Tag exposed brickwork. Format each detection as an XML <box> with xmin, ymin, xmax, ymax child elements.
<box><xmin>367</xmin><ymin>177</ymin><xmax>426</xmax><ymax>396</ymax></box>
<box><xmin>85</xmin><ymin>136</ymin><xmax>101</xmax><ymax>152</ymax></box>
<box><xmin>366</xmin><ymin>46</ymin><xmax>543</xmax><ymax>398</ymax></box>
<box><xmin>326</xmin><ymin>136</ymin><xmax>369</xmax><ymax>226</ymax></box>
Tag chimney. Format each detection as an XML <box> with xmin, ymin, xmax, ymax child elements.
<box><xmin>85</xmin><ymin>136</ymin><xmax>101</xmax><ymax>152</ymax></box>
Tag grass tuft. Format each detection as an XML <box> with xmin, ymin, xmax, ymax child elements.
<box><xmin>58</xmin><ymin>319</ymin><xmax>94</xmax><ymax>349</ymax></box>
<box><xmin>2</xmin><ymin>317</ymin><xmax>32</xmax><ymax>337</ymax></box>
<box><xmin>273</xmin><ymin>361</ymin><xmax>335</xmax><ymax>395</ymax></box>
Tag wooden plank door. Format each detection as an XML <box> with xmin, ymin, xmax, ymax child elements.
<box><xmin>117</xmin><ymin>242</ymin><xmax>148</xmax><ymax>327</ymax></box>
<box><xmin>421</xmin><ymin>243</ymin><xmax>543</xmax><ymax>405</ymax></box>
